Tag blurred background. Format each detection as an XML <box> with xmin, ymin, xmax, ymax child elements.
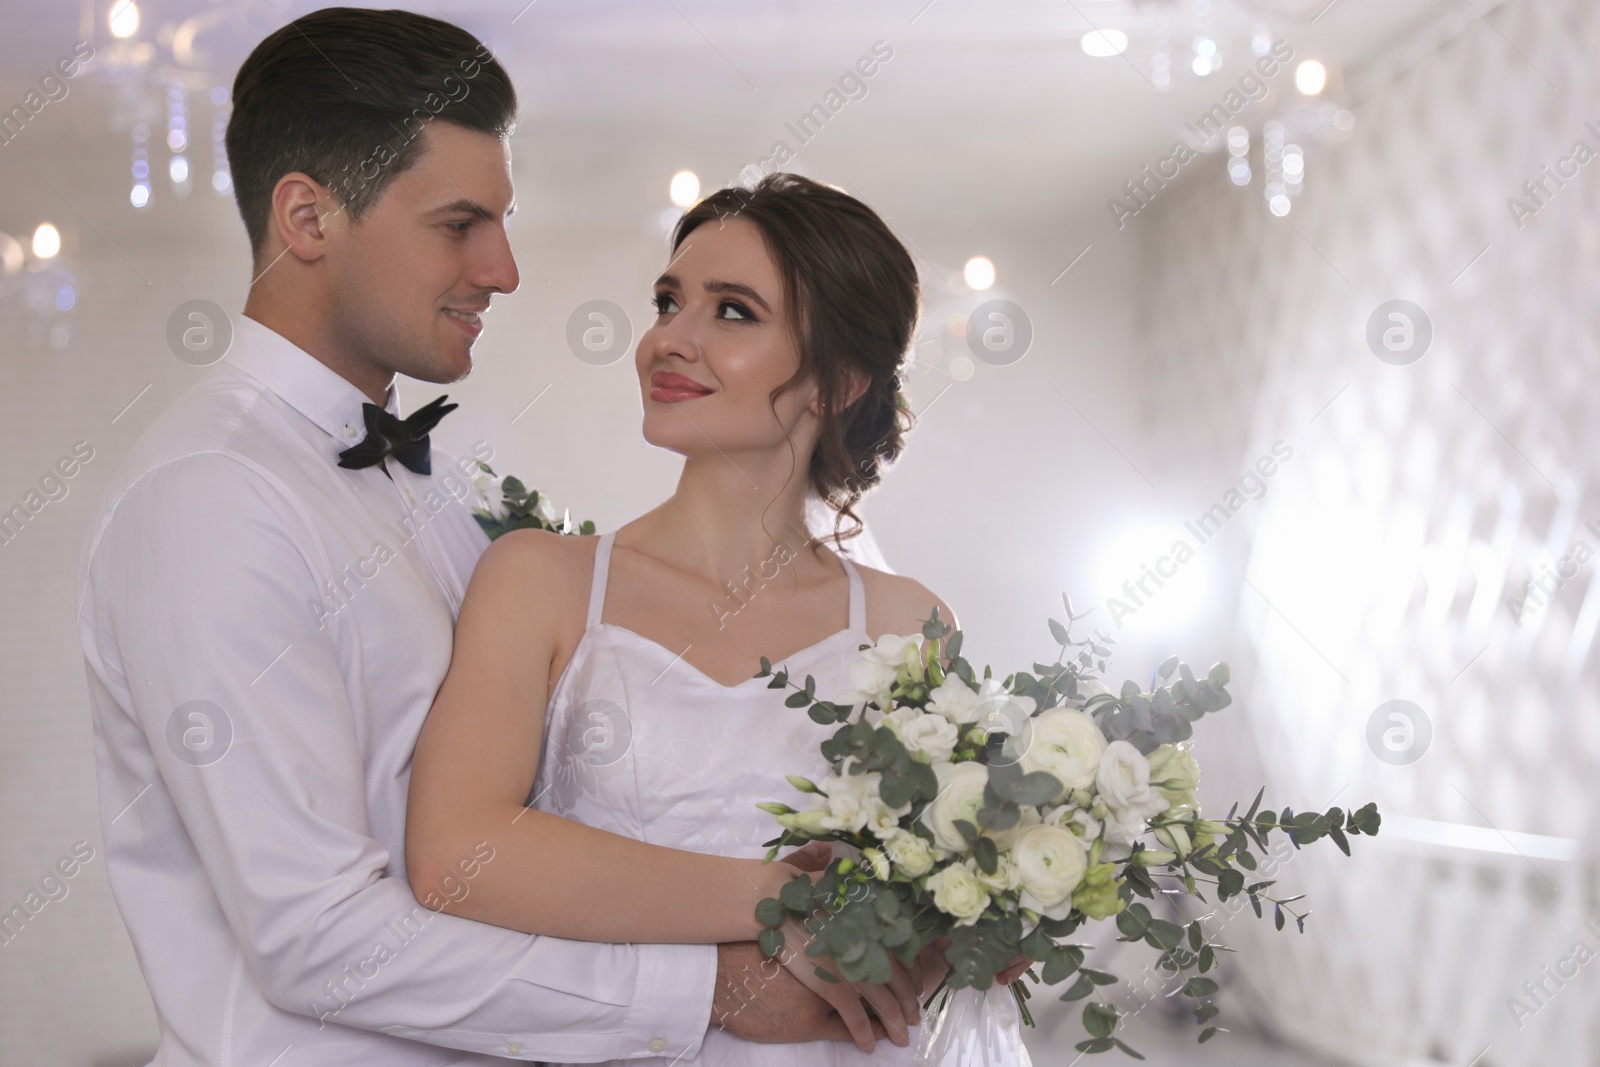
<box><xmin>3</xmin><ymin>0</ymin><xmax>1598</xmax><ymax>1063</ymax></box>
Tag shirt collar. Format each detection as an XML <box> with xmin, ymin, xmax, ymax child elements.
<box><xmin>225</xmin><ymin>314</ymin><xmax>401</xmax><ymax>446</ymax></box>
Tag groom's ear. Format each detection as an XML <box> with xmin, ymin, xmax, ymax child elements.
<box><xmin>268</xmin><ymin>172</ymin><xmax>341</xmax><ymax>264</ymax></box>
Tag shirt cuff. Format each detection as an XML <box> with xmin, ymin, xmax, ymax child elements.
<box><xmin>630</xmin><ymin>942</ymin><xmax>717</xmax><ymax>1060</ymax></box>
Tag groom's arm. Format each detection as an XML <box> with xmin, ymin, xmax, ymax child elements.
<box><xmin>80</xmin><ymin>452</ymin><xmax>715</xmax><ymax>1061</ymax></box>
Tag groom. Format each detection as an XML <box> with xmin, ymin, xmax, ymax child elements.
<box><xmin>76</xmin><ymin>8</ymin><xmax>901</xmax><ymax>1064</ymax></box>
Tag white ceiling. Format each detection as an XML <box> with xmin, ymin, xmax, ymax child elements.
<box><xmin>2</xmin><ymin>0</ymin><xmax>1473</xmax><ymax>255</ymax></box>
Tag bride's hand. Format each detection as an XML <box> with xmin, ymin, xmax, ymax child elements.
<box><xmin>780</xmin><ymin>839</ymin><xmax>834</xmax><ymax>873</ymax></box>
<box><xmin>777</xmin><ymin>916</ymin><xmax>919</xmax><ymax>1052</ymax></box>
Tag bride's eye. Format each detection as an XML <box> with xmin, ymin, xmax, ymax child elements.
<box><xmin>652</xmin><ymin>292</ymin><xmax>679</xmax><ymax>315</ymax></box>
<box><xmin>717</xmin><ymin>300</ymin><xmax>755</xmax><ymax>321</ymax></box>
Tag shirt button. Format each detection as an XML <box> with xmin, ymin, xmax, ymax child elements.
<box><xmin>648</xmin><ymin>1037</ymin><xmax>667</xmax><ymax>1053</ymax></box>
<box><xmin>344</xmin><ymin>425</ymin><xmax>358</xmax><ymax>438</ymax></box>
<box><xmin>505</xmin><ymin>1042</ymin><xmax>522</xmax><ymax>1055</ymax></box>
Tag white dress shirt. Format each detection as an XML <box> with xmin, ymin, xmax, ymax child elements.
<box><xmin>76</xmin><ymin>314</ymin><xmax>716</xmax><ymax>1066</ymax></box>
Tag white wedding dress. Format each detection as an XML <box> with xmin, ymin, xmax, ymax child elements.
<box><xmin>532</xmin><ymin>530</ymin><xmax>919</xmax><ymax>1065</ymax></box>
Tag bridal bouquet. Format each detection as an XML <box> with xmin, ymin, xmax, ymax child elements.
<box><xmin>753</xmin><ymin>600</ymin><xmax>1379</xmax><ymax>1059</ymax></box>
<box><xmin>469</xmin><ymin>461</ymin><xmax>595</xmax><ymax>541</ymax></box>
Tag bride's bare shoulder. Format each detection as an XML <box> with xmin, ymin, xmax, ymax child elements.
<box><xmin>465</xmin><ymin>528</ymin><xmax>596</xmax><ymax>616</ymax></box>
<box><xmin>851</xmin><ymin>561</ymin><xmax>959</xmax><ymax>638</ymax></box>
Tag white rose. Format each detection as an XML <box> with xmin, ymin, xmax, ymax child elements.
<box><xmin>1012</xmin><ymin>823</ymin><xmax>1088</xmax><ymax>920</ymax></box>
<box><xmin>1096</xmin><ymin>740</ymin><xmax>1169</xmax><ymax>845</ymax></box>
<box><xmin>921</xmin><ymin>762</ymin><xmax>988</xmax><ymax>852</ymax></box>
<box><xmin>926</xmin><ymin>864</ymin><xmax>990</xmax><ymax>926</ymax></box>
<box><xmin>1018</xmin><ymin>707</ymin><xmax>1106</xmax><ymax>795</ymax></box>
<box><xmin>1146</xmin><ymin>743</ymin><xmax>1201</xmax><ymax>810</ymax></box>
<box><xmin>532</xmin><ymin>491</ymin><xmax>557</xmax><ymax>523</ymax></box>
<box><xmin>884</xmin><ymin>831</ymin><xmax>939</xmax><ymax>877</ymax></box>
<box><xmin>897</xmin><ymin>711</ymin><xmax>959</xmax><ymax>764</ymax></box>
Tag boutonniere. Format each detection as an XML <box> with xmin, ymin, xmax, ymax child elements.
<box><xmin>470</xmin><ymin>461</ymin><xmax>596</xmax><ymax>541</ymax></box>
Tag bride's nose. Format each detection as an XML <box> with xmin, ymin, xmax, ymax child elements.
<box><xmin>647</xmin><ymin>308</ymin><xmax>704</xmax><ymax>364</ymax></box>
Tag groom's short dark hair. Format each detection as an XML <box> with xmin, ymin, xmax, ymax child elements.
<box><xmin>226</xmin><ymin>7</ymin><xmax>517</xmax><ymax>265</ymax></box>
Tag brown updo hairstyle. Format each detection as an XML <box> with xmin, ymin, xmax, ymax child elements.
<box><xmin>670</xmin><ymin>173</ymin><xmax>919</xmax><ymax>548</ymax></box>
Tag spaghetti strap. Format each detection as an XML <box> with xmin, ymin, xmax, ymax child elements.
<box><xmin>586</xmin><ymin>531</ymin><xmax>615</xmax><ymax>629</ymax></box>
<box><xmin>838</xmin><ymin>554</ymin><xmax>867</xmax><ymax>633</ymax></box>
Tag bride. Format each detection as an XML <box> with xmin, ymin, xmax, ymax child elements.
<box><xmin>406</xmin><ymin>173</ymin><xmax>1023</xmax><ymax>1063</ymax></box>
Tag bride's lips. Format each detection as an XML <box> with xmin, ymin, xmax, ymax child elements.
<box><xmin>649</xmin><ymin>371</ymin><xmax>714</xmax><ymax>403</ymax></box>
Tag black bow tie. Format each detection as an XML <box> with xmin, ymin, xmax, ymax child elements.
<box><xmin>336</xmin><ymin>395</ymin><xmax>457</xmax><ymax>476</ymax></box>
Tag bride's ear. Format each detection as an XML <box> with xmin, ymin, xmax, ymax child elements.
<box><xmin>809</xmin><ymin>368</ymin><xmax>871</xmax><ymax>417</ymax></box>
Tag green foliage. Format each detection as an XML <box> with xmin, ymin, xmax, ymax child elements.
<box><xmin>471</xmin><ymin>462</ymin><xmax>596</xmax><ymax>540</ymax></box>
<box><xmin>747</xmin><ymin>600</ymin><xmax>1382</xmax><ymax>1062</ymax></box>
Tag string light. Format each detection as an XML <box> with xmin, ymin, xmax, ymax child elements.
<box><xmin>130</xmin><ymin>123</ymin><xmax>151</xmax><ymax>209</ymax></box>
<box><xmin>211</xmin><ymin>86</ymin><xmax>232</xmax><ymax>195</ymax></box>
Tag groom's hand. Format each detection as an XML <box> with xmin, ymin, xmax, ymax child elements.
<box><xmin>714</xmin><ymin>940</ymin><xmax>893</xmax><ymax>1047</ymax></box>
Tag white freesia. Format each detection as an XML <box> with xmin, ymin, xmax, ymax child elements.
<box><xmin>839</xmin><ymin>633</ymin><xmax>924</xmax><ymax>708</ymax></box>
<box><xmin>818</xmin><ymin>761</ymin><xmax>880</xmax><ymax>834</ymax></box>
<box><xmin>926</xmin><ymin>675</ymin><xmax>1010</xmax><ymax>726</ymax></box>
<box><xmin>471</xmin><ymin>468</ymin><xmax>508</xmax><ymax>519</ymax></box>
<box><xmin>1041</xmin><ymin>803</ymin><xmax>1102</xmax><ymax>843</ymax></box>
<box><xmin>1018</xmin><ymin>707</ymin><xmax>1106</xmax><ymax>795</ymax></box>
<box><xmin>865</xmin><ymin>796</ymin><xmax>912</xmax><ymax>840</ymax></box>
<box><xmin>1012</xmin><ymin>823</ymin><xmax>1088</xmax><ymax>920</ymax></box>
<box><xmin>967</xmin><ymin>853</ymin><xmax>1022</xmax><ymax>895</ymax></box>
<box><xmin>861</xmin><ymin>847</ymin><xmax>891</xmax><ymax>880</ymax></box>
<box><xmin>1096</xmin><ymin>740</ymin><xmax>1169</xmax><ymax>844</ymax></box>
<box><xmin>883</xmin><ymin>830</ymin><xmax>940</xmax><ymax>877</ymax></box>
<box><xmin>926</xmin><ymin>864</ymin><xmax>990</xmax><ymax>926</ymax></box>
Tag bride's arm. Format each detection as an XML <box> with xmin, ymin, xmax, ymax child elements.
<box><xmin>405</xmin><ymin>529</ymin><xmax>797</xmax><ymax>944</ymax></box>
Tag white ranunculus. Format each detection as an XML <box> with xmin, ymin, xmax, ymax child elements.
<box><xmin>1018</xmin><ymin>707</ymin><xmax>1107</xmax><ymax>795</ymax></box>
<box><xmin>1096</xmin><ymin>741</ymin><xmax>1169</xmax><ymax>845</ymax></box>
<box><xmin>884</xmin><ymin>830</ymin><xmax>940</xmax><ymax>877</ymax></box>
<box><xmin>920</xmin><ymin>761</ymin><xmax>1042</xmax><ymax>852</ymax></box>
<box><xmin>926</xmin><ymin>864</ymin><xmax>990</xmax><ymax>926</ymax></box>
<box><xmin>1012</xmin><ymin>823</ymin><xmax>1088</xmax><ymax>920</ymax></box>
<box><xmin>921</xmin><ymin>762</ymin><xmax>989</xmax><ymax>852</ymax></box>
<box><xmin>896</xmin><ymin>711</ymin><xmax>959</xmax><ymax>764</ymax></box>
<box><xmin>1146</xmin><ymin>742</ymin><xmax>1201</xmax><ymax>810</ymax></box>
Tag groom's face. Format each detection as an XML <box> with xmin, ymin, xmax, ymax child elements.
<box><xmin>331</xmin><ymin>121</ymin><xmax>519</xmax><ymax>386</ymax></box>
